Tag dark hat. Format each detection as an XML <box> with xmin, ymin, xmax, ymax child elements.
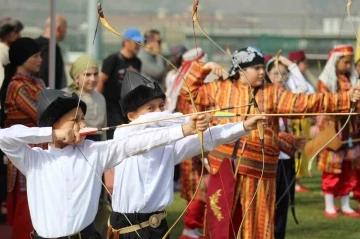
<box><xmin>0</xmin><ymin>18</ymin><xmax>23</xmax><ymax>39</ymax></box>
<box><xmin>120</xmin><ymin>71</ymin><xmax>165</xmax><ymax>117</ymax></box>
<box><xmin>37</xmin><ymin>89</ymin><xmax>87</xmax><ymax>127</ymax></box>
<box><xmin>9</xmin><ymin>37</ymin><xmax>40</xmax><ymax>67</ymax></box>
<box><xmin>228</xmin><ymin>46</ymin><xmax>265</xmax><ymax>78</ymax></box>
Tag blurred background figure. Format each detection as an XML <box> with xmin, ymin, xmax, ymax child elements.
<box><xmin>138</xmin><ymin>29</ymin><xmax>166</xmax><ymax>86</ymax></box>
<box><xmin>34</xmin><ymin>15</ymin><xmax>67</xmax><ymax>89</ymax></box>
<box><xmin>0</xmin><ymin>17</ymin><xmax>23</xmax><ymax>88</ymax></box>
<box><xmin>98</xmin><ymin>28</ymin><xmax>143</xmax><ymax>140</ymax></box>
<box><xmin>164</xmin><ymin>44</ymin><xmax>187</xmax><ymax>92</ymax></box>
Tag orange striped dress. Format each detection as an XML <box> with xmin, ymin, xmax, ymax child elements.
<box><xmin>316</xmin><ymin>78</ymin><xmax>360</xmax><ymax>174</ymax></box>
<box><xmin>180</xmin><ymin>62</ymin><xmax>351</xmax><ymax>239</ymax></box>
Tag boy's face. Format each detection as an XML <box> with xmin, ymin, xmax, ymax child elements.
<box><xmin>53</xmin><ymin>107</ymin><xmax>86</xmax><ymax>145</ymax></box>
<box><xmin>239</xmin><ymin>64</ymin><xmax>265</xmax><ymax>88</ymax></box>
<box><xmin>127</xmin><ymin>98</ymin><xmax>165</xmax><ymax>121</ymax></box>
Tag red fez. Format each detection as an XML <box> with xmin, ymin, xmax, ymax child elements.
<box><xmin>264</xmin><ymin>54</ymin><xmax>273</xmax><ymax>63</ymax></box>
<box><xmin>288</xmin><ymin>50</ymin><xmax>306</xmax><ymax>62</ymax></box>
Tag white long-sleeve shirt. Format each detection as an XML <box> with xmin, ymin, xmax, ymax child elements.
<box><xmin>279</xmin><ymin>64</ymin><xmax>309</xmax><ymax>160</ymax></box>
<box><xmin>287</xmin><ymin>64</ymin><xmax>315</xmax><ymax>95</ymax></box>
<box><xmin>0</xmin><ymin>124</ymin><xmax>185</xmax><ymax>238</ymax></box>
<box><xmin>112</xmin><ymin>111</ymin><xmax>249</xmax><ymax>213</ymax></box>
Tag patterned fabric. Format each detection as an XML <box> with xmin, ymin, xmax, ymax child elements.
<box><xmin>231</xmin><ymin>175</ymin><xmax>276</xmax><ymax>239</ymax></box>
<box><xmin>278</xmin><ymin>131</ymin><xmax>297</xmax><ymax>157</ymax></box>
<box><xmin>180</xmin><ymin>61</ymin><xmax>351</xmax><ymax>179</ymax></box>
<box><xmin>4</xmin><ymin>73</ymin><xmax>47</xmax><ymax>192</ymax></box>
<box><xmin>316</xmin><ymin>79</ymin><xmax>360</xmax><ymax>174</ymax></box>
<box><xmin>228</xmin><ymin>46</ymin><xmax>264</xmax><ymax>78</ymax></box>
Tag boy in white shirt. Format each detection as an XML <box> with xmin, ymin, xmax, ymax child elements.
<box><xmin>0</xmin><ymin>88</ymin><xmax>208</xmax><ymax>239</ymax></box>
<box><xmin>108</xmin><ymin>71</ymin><xmax>266</xmax><ymax>239</ymax></box>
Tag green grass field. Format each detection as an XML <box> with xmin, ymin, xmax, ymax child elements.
<box><xmin>166</xmin><ymin>170</ymin><xmax>360</xmax><ymax>239</ymax></box>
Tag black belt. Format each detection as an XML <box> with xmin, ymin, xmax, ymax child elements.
<box><xmin>31</xmin><ymin>222</ymin><xmax>97</xmax><ymax>239</ymax></box>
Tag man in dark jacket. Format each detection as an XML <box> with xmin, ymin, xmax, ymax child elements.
<box><xmin>34</xmin><ymin>15</ymin><xmax>67</xmax><ymax>89</ymax></box>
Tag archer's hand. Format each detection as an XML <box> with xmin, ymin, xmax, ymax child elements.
<box><xmin>202</xmin><ymin>62</ymin><xmax>229</xmax><ymax>79</ymax></box>
<box><xmin>243</xmin><ymin>115</ymin><xmax>267</xmax><ymax>132</ymax></box>
<box><xmin>182</xmin><ymin>114</ymin><xmax>211</xmax><ymax>136</ymax></box>
<box><xmin>293</xmin><ymin>136</ymin><xmax>307</xmax><ymax>150</ymax></box>
<box><xmin>52</xmin><ymin>128</ymin><xmax>82</xmax><ymax>145</ymax></box>
<box><xmin>349</xmin><ymin>85</ymin><xmax>360</xmax><ymax>102</ymax></box>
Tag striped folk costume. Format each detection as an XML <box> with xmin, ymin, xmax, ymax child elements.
<box><xmin>180</xmin><ymin>46</ymin><xmax>354</xmax><ymax>239</ymax></box>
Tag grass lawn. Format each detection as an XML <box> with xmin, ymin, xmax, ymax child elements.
<box><xmin>166</xmin><ymin>170</ymin><xmax>360</xmax><ymax>239</ymax></box>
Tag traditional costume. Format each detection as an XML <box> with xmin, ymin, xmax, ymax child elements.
<box><xmin>107</xmin><ymin>70</ymin><xmax>250</xmax><ymax>239</ymax></box>
<box><xmin>265</xmin><ymin>57</ymin><xmax>308</xmax><ymax>239</ymax></box>
<box><xmin>0</xmin><ymin>37</ymin><xmax>45</xmax><ymax>239</ymax></box>
<box><xmin>0</xmin><ymin>88</ymin><xmax>193</xmax><ymax>239</ymax></box>
<box><xmin>180</xmin><ymin>46</ymin><xmax>354</xmax><ymax>239</ymax></box>
<box><xmin>314</xmin><ymin>45</ymin><xmax>360</xmax><ymax>218</ymax></box>
<box><xmin>169</xmin><ymin>48</ymin><xmax>210</xmax><ymax>239</ymax></box>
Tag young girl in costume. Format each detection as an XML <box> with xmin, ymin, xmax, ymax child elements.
<box><xmin>265</xmin><ymin>55</ymin><xmax>307</xmax><ymax>239</ymax></box>
<box><xmin>180</xmin><ymin>46</ymin><xmax>360</xmax><ymax>239</ymax></box>
<box><xmin>0</xmin><ymin>37</ymin><xmax>45</xmax><ymax>239</ymax></box>
<box><xmin>316</xmin><ymin>45</ymin><xmax>360</xmax><ymax>218</ymax></box>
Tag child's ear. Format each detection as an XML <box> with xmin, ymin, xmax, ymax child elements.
<box><xmin>127</xmin><ymin>112</ymin><xmax>136</xmax><ymax>121</ymax></box>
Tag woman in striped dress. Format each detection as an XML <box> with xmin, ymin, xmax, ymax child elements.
<box><xmin>0</xmin><ymin>37</ymin><xmax>46</xmax><ymax>239</ymax></box>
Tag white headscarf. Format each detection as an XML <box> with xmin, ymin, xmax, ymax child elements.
<box><xmin>319</xmin><ymin>45</ymin><xmax>358</xmax><ymax>93</ymax></box>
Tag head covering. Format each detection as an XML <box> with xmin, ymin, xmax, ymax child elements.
<box><xmin>37</xmin><ymin>89</ymin><xmax>87</xmax><ymax>127</ymax></box>
<box><xmin>170</xmin><ymin>45</ymin><xmax>187</xmax><ymax>58</ymax></box>
<box><xmin>0</xmin><ymin>37</ymin><xmax>41</xmax><ymax>119</ymax></box>
<box><xmin>120</xmin><ymin>71</ymin><xmax>165</xmax><ymax>117</ymax></box>
<box><xmin>319</xmin><ymin>45</ymin><xmax>358</xmax><ymax>93</ymax></box>
<box><xmin>228</xmin><ymin>46</ymin><xmax>264</xmax><ymax>78</ymax></box>
<box><xmin>264</xmin><ymin>54</ymin><xmax>273</xmax><ymax>63</ymax></box>
<box><xmin>68</xmin><ymin>55</ymin><xmax>98</xmax><ymax>92</ymax></box>
<box><xmin>288</xmin><ymin>50</ymin><xmax>306</xmax><ymax>62</ymax></box>
<box><xmin>0</xmin><ymin>17</ymin><xmax>23</xmax><ymax>39</ymax></box>
<box><xmin>9</xmin><ymin>37</ymin><xmax>40</xmax><ymax>67</ymax></box>
<box><xmin>123</xmin><ymin>28</ymin><xmax>144</xmax><ymax>43</ymax></box>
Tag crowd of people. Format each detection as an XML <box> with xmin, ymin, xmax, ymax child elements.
<box><xmin>0</xmin><ymin>13</ymin><xmax>360</xmax><ymax>239</ymax></box>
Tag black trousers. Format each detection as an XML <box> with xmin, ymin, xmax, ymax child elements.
<box><xmin>31</xmin><ymin>222</ymin><xmax>101</xmax><ymax>239</ymax></box>
<box><xmin>109</xmin><ymin>211</ymin><xmax>169</xmax><ymax>239</ymax></box>
<box><xmin>275</xmin><ymin>158</ymin><xmax>295</xmax><ymax>239</ymax></box>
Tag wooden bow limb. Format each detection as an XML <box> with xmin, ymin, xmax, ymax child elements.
<box><xmin>192</xmin><ymin>2</ymin><xmax>265</xmax><ymax>238</ymax></box>
<box><xmin>95</xmin><ymin>4</ymin><xmax>213</xmax><ymax>238</ymax></box>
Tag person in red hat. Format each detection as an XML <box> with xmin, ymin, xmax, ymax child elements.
<box><xmin>287</xmin><ymin>50</ymin><xmax>315</xmax><ymax>94</ymax></box>
<box><xmin>316</xmin><ymin>45</ymin><xmax>360</xmax><ymax>218</ymax></box>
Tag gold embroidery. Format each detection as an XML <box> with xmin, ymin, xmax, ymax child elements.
<box><xmin>209</xmin><ymin>189</ymin><xmax>224</xmax><ymax>221</ymax></box>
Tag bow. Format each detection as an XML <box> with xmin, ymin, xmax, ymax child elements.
<box><xmin>94</xmin><ymin>5</ymin><xmax>222</xmax><ymax>238</ymax></box>
<box><xmin>307</xmin><ymin>0</ymin><xmax>360</xmax><ymax>176</ymax></box>
<box><xmin>192</xmin><ymin>1</ymin><xmax>265</xmax><ymax>238</ymax></box>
